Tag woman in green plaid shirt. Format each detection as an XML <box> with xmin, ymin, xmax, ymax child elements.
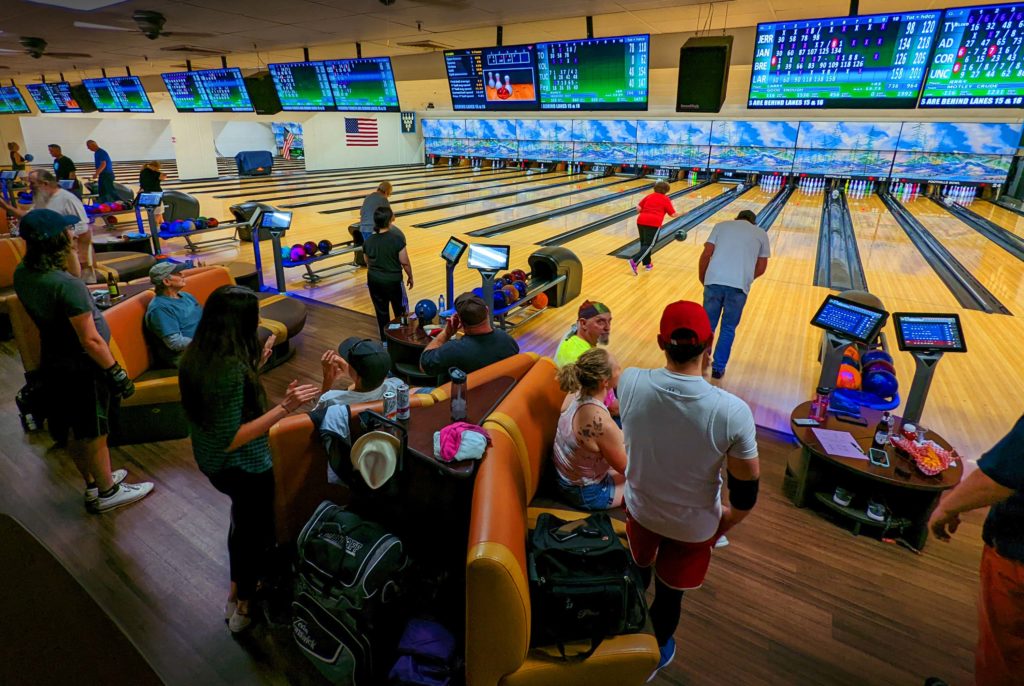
<box><xmin>179</xmin><ymin>285</ymin><xmax>318</xmax><ymax>633</ymax></box>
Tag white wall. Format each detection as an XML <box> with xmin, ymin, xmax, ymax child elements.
<box><xmin>303</xmin><ymin>112</ymin><xmax>422</xmax><ymax>171</ymax></box>
<box><xmin>20</xmin><ymin>116</ymin><xmax>174</xmax><ymax>164</ymax></box>
<box><xmin>213</xmin><ymin>121</ymin><xmax>276</xmax><ymax>157</ymax></box>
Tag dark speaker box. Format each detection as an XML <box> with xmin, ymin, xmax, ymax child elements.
<box><xmin>69</xmin><ymin>83</ymin><xmax>97</xmax><ymax>113</ymax></box>
<box><xmin>244</xmin><ymin>71</ymin><xmax>282</xmax><ymax>115</ymax></box>
<box><xmin>676</xmin><ymin>36</ymin><xmax>733</xmax><ymax>113</ymax></box>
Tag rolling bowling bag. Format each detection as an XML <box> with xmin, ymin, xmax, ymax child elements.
<box><xmin>292</xmin><ymin>500</ymin><xmax>411</xmax><ymax>685</ymax></box>
<box><xmin>528</xmin><ymin>512</ymin><xmax>648</xmax><ymax>659</ymax></box>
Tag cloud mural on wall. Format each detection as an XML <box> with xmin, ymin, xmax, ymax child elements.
<box><xmin>895</xmin><ymin>122</ymin><xmax>1024</xmax><ymax>155</ymax></box>
<box><xmin>709</xmin><ymin>146</ymin><xmax>795</xmax><ymax>173</ymax></box>
<box><xmin>572</xmin><ymin>141</ymin><xmax>638</xmax><ymax>165</ymax></box>
<box><xmin>464</xmin><ymin>119</ymin><xmax>517</xmax><ymax>140</ymax></box>
<box><xmin>515</xmin><ymin>119</ymin><xmax>573</xmax><ymax>141</ymax></box>
<box><xmin>792</xmin><ymin>148</ymin><xmax>896</xmax><ymax>176</ymax></box>
<box><xmin>891</xmin><ymin>151</ymin><xmax>1012</xmax><ymax>182</ymax></box>
<box><xmin>571</xmin><ymin>120</ymin><xmax>638</xmax><ymax>143</ymax></box>
<box><xmin>518</xmin><ymin>140</ymin><xmax>572</xmax><ymax>161</ymax></box>
<box><xmin>636</xmin><ymin>144</ymin><xmax>711</xmax><ymax>167</ymax></box>
<box><xmin>796</xmin><ymin>122</ymin><xmax>903</xmax><ymax>151</ymax></box>
<box><xmin>636</xmin><ymin>120</ymin><xmax>713</xmax><ymax>145</ymax></box>
<box><xmin>710</xmin><ymin>120</ymin><xmax>799</xmax><ymax>148</ymax></box>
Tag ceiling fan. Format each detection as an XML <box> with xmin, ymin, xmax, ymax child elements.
<box><xmin>74</xmin><ymin>10</ymin><xmax>216</xmax><ymax>40</ymax></box>
<box><xmin>0</xmin><ymin>37</ymin><xmax>91</xmax><ymax>59</ymax></box>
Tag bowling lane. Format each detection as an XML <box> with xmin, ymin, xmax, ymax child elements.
<box><xmin>409</xmin><ymin>176</ymin><xmax>653</xmax><ymax>235</ymax></box>
<box><xmin>902</xmin><ymin>195</ymin><xmax>1024</xmax><ymax>313</ymax></box>
<box><xmin>762</xmin><ymin>190</ymin><xmax>823</xmax><ymax>288</ymax></box>
<box><xmin>967</xmin><ymin>200</ymin><xmax>1024</xmax><ymax>239</ymax></box>
<box><xmin>651</xmin><ymin>186</ymin><xmax>776</xmax><ymax>270</ymax></box>
<box><xmin>172</xmin><ymin>163</ymin><xmax>443</xmax><ymax>193</ymax></box>
<box><xmin>846</xmin><ymin>194</ymin><xmax>962</xmax><ymax>310</ymax></box>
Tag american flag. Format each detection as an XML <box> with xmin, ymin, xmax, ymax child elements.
<box><xmin>282</xmin><ymin>131</ymin><xmax>295</xmax><ymax>160</ymax></box>
<box><xmin>345</xmin><ymin>117</ymin><xmax>379</xmax><ymax>147</ymax></box>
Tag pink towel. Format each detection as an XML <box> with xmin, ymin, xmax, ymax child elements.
<box><xmin>434</xmin><ymin>422</ymin><xmax>491</xmax><ymax>463</ymax></box>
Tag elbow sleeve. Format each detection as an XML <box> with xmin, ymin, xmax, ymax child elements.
<box><xmin>727</xmin><ymin>471</ymin><xmax>759</xmax><ymax>511</ymax></box>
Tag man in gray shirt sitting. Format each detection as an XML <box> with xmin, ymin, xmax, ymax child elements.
<box><xmin>697</xmin><ymin>209</ymin><xmax>770</xmax><ymax>379</ymax></box>
<box><xmin>359</xmin><ymin>181</ymin><xmax>392</xmax><ymax>242</ymax></box>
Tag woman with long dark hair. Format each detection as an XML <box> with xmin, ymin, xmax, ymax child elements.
<box><xmin>363</xmin><ymin>205</ymin><xmax>413</xmax><ymax>342</ymax></box>
<box><xmin>13</xmin><ymin>209</ymin><xmax>151</xmax><ymax>512</ymax></box>
<box><xmin>179</xmin><ymin>285</ymin><xmax>319</xmax><ymax>632</ymax></box>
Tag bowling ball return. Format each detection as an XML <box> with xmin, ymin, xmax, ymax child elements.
<box><xmin>144</xmin><ymin>191</ymin><xmax>252</xmax><ymax>254</ymax></box>
<box><xmin>275</xmin><ymin>236</ymin><xmax>362</xmax><ymax>290</ymax></box>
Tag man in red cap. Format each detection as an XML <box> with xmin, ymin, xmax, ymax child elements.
<box><xmin>618</xmin><ymin>300</ymin><xmax>761</xmax><ymax>680</ymax></box>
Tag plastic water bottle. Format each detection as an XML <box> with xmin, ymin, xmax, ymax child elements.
<box><xmin>438</xmin><ymin>294</ymin><xmax>445</xmax><ymax>314</ymax></box>
<box><xmin>449</xmin><ymin>368</ymin><xmax>468</xmax><ymax>422</ymax></box>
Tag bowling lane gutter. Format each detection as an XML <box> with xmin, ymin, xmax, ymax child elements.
<box><xmin>538</xmin><ymin>180</ymin><xmax>713</xmax><ymax>247</ymax></box>
<box><xmin>164</xmin><ymin>162</ymin><xmax>423</xmax><ymax>190</ymax></box>
<box><xmin>814</xmin><ymin>189</ymin><xmax>868</xmax><ymax>292</ymax></box>
<box><xmin>413</xmin><ymin>175</ymin><xmax>630</xmax><ymax>229</ymax></box>
<box><xmin>754</xmin><ymin>183</ymin><xmax>795</xmax><ymax>230</ymax></box>
<box><xmin>929</xmin><ymin>197</ymin><xmax>1024</xmax><ymax>262</ymax></box>
<box><xmin>214</xmin><ymin>166</ymin><xmax>520</xmax><ymax>201</ymax></box>
<box><xmin>315</xmin><ymin>169</ymin><xmax>576</xmax><ymax>216</ymax></box>
<box><xmin>608</xmin><ymin>182</ymin><xmax>754</xmax><ymax>258</ymax></box>
<box><xmin>993</xmin><ymin>198</ymin><xmax>1024</xmax><ymax>219</ymax></box>
<box><xmin>879</xmin><ymin>191</ymin><xmax>1010</xmax><ymax>315</ymax></box>
<box><xmin>466</xmin><ymin>174</ymin><xmax>647</xmax><ymax>238</ymax></box>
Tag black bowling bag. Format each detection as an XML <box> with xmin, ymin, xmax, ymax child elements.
<box><xmin>528</xmin><ymin>512</ymin><xmax>648</xmax><ymax>659</ymax></box>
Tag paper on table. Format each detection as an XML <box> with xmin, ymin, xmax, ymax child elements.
<box><xmin>811</xmin><ymin>428</ymin><xmax>868</xmax><ymax>460</ymax></box>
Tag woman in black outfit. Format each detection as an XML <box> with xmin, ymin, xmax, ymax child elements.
<box><xmin>138</xmin><ymin>160</ymin><xmax>167</xmax><ymax>225</ymax></box>
<box><xmin>363</xmin><ymin>206</ymin><xmax>414</xmax><ymax>342</ymax></box>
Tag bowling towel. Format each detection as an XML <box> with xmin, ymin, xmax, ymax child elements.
<box><xmin>433</xmin><ymin>422</ymin><xmax>490</xmax><ymax>463</ymax></box>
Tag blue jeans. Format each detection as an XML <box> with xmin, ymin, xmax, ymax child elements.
<box><xmin>556</xmin><ymin>473</ymin><xmax>616</xmax><ymax>511</ymax></box>
<box><xmin>703</xmin><ymin>284</ymin><xmax>748</xmax><ymax>373</ymax></box>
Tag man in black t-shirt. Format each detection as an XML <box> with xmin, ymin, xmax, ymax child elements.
<box><xmin>359</xmin><ymin>181</ymin><xmax>392</xmax><ymax>242</ymax></box>
<box><xmin>48</xmin><ymin>144</ymin><xmax>80</xmax><ymax>197</ymax></box>
<box><xmin>929</xmin><ymin>416</ymin><xmax>1024</xmax><ymax>685</ymax></box>
<box><xmin>420</xmin><ymin>292</ymin><xmax>519</xmax><ymax>379</ymax></box>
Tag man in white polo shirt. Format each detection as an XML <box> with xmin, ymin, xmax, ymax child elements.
<box><xmin>618</xmin><ymin>301</ymin><xmax>761</xmax><ymax>681</ymax></box>
<box><xmin>698</xmin><ymin>209</ymin><xmax>770</xmax><ymax>379</ymax></box>
<box><xmin>1</xmin><ymin>169</ymin><xmax>92</xmax><ymax>279</ymax></box>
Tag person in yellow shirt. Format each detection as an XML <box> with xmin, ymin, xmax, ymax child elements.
<box><xmin>554</xmin><ymin>300</ymin><xmax>612</xmax><ymax>368</ymax></box>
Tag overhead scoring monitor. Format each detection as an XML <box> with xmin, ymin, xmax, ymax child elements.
<box><xmin>0</xmin><ymin>86</ymin><xmax>31</xmax><ymax>114</ymax></box>
<box><xmin>748</xmin><ymin>11</ymin><xmax>940</xmax><ymax>108</ymax></box>
<box><xmin>323</xmin><ymin>57</ymin><xmax>400</xmax><ymax>112</ymax></box>
<box><xmin>25</xmin><ymin>82</ymin><xmax>83</xmax><ymax>113</ymax></box>
<box><xmin>892</xmin><ymin>313</ymin><xmax>967</xmax><ymax>352</ymax></box>
<box><xmin>269</xmin><ymin>62</ymin><xmax>334</xmax><ymax>111</ymax></box>
<box><xmin>920</xmin><ymin>3</ymin><xmax>1024</xmax><ymax>107</ymax></box>
<box><xmin>537</xmin><ymin>34</ymin><xmax>649</xmax><ymax>110</ymax></box>
<box><xmin>444</xmin><ymin>43</ymin><xmax>540</xmax><ymax>111</ymax></box>
<box><xmin>82</xmin><ymin>76</ymin><xmax>153</xmax><ymax>113</ymax></box>
<box><xmin>441</xmin><ymin>236</ymin><xmax>469</xmax><ymax>264</ymax></box>
<box><xmin>810</xmin><ymin>294</ymin><xmax>888</xmax><ymax>344</ymax></box>
<box><xmin>467</xmin><ymin>244</ymin><xmax>511</xmax><ymax>271</ymax></box>
<box><xmin>162</xmin><ymin>68</ymin><xmax>254</xmax><ymax>113</ymax></box>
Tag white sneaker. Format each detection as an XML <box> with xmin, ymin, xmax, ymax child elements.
<box><xmin>228</xmin><ymin>609</ymin><xmax>252</xmax><ymax>633</ymax></box>
<box><xmin>714</xmin><ymin>535</ymin><xmax>730</xmax><ymax>548</ymax></box>
<box><xmin>225</xmin><ymin>600</ymin><xmax>238</xmax><ymax>622</ymax></box>
<box><xmin>93</xmin><ymin>481</ymin><xmax>154</xmax><ymax>513</ymax></box>
<box><xmin>84</xmin><ymin>469</ymin><xmax>127</xmax><ymax>507</ymax></box>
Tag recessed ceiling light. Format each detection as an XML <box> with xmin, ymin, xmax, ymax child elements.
<box><xmin>26</xmin><ymin>0</ymin><xmax>127</xmax><ymax>10</ymax></box>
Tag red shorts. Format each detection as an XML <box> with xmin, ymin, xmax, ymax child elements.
<box><xmin>625</xmin><ymin>510</ymin><xmax>717</xmax><ymax>591</ymax></box>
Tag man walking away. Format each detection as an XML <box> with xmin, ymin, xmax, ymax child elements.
<box><xmin>698</xmin><ymin>209</ymin><xmax>770</xmax><ymax>379</ymax></box>
<box><xmin>86</xmin><ymin>140</ymin><xmax>116</xmax><ymax>204</ymax></box>
<box><xmin>359</xmin><ymin>181</ymin><xmax>392</xmax><ymax>243</ymax></box>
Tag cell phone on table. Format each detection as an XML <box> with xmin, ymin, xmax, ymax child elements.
<box><xmin>835</xmin><ymin>414</ymin><xmax>869</xmax><ymax>427</ymax></box>
<box><xmin>868</xmin><ymin>448</ymin><xmax>890</xmax><ymax>468</ymax></box>
<box><xmin>793</xmin><ymin>418</ymin><xmax>819</xmax><ymax>427</ymax></box>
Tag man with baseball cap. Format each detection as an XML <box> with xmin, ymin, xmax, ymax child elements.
<box><xmin>554</xmin><ymin>300</ymin><xmax>612</xmax><ymax>369</ymax></box>
<box><xmin>618</xmin><ymin>300</ymin><xmax>760</xmax><ymax>680</ymax></box>
<box><xmin>144</xmin><ymin>262</ymin><xmax>201</xmax><ymax>368</ymax></box>
<box><xmin>420</xmin><ymin>292</ymin><xmax>519</xmax><ymax>379</ymax></box>
<box><xmin>317</xmin><ymin>336</ymin><xmax>403</xmax><ymax>407</ymax></box>
<box><xmin>13</xmin><ymin>209</ymin><xmax>153</xmax><ymax>513</ymax></box>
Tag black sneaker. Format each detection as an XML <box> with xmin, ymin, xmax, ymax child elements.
<box><xmin>711</xmin><ymin>369</ymin><xmax>724</xmax><ymax>380</ymax></box>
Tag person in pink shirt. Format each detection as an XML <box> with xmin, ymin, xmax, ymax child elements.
<box><xmin>630</xmin><ymin>180</ymin><xmax>679</xmax><ymax>274</ymax></box>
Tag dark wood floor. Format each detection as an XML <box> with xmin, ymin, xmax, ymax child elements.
<box><xmin>0</xmin><ymin>299</ymin><xmax>982</xmax><ymax>686</ymax></box>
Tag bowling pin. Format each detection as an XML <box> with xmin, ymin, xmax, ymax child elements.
<box><xmin>504</xmin><ymin>75</ymin><xmax>511</xmax><ymax>93</ymax></box>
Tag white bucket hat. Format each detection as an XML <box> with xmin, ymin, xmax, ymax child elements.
<box><xmin>350</xmin><ymin>430</ymin><xmax>400</xmax><ymax>489</ymax></box>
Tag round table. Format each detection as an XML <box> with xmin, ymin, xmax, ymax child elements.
<box><xmin>785</xmin><ymin>401</ymin><xmax>963</xmax><ymax>550</ymax></box>
<box><xmin>384</xmin><ymin>319</ymin><xmax>442</xmax><ymax>384</ymax></box>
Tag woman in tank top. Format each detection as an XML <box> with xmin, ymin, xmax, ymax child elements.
<box><xmin>552</xmin><ymin>347</ymin><xmax>627</xmax><ymax>510</ymax></box>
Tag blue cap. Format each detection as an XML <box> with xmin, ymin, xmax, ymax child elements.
<box><xmin>19</xmin><ymin>209</ymin><xmax>80</xmax><ymax>240</ymax></box>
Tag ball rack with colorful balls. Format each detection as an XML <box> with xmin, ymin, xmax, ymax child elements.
<box><xmin>832</xmin><ymin>346</ymin><xmax>901</xmax><ymax>411</ymax></box>
<box><xmin>153</xmin><ymin>215</ymin><xmax>240</xmax><ymax>253</ymax></box>
<box><xmin>272</xmin><ymin>233</ymin><xmax>363</xmax><ymax>290</ymax></box>
<box><xmin>85</xmin><ymin>199</ymin><xmax>135</xmax><ymax>226</ymax></box>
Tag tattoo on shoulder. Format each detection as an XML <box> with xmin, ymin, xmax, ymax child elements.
<box><xmin>576</xmin><ymin>415</ymin><xmax>604</xmax><ymax>440</ymax></box>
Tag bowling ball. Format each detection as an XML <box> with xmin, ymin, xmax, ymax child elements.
<box><xmin>114</xmin><ymin>201</ymin><xmax>124</xmax><ymax>211</ymax></box>
<box><xmin>99</xmin><ymin>203</ymin><xmax>111</xmax><ymax>213</ymax></box>
<box><xmin>181</xmin><ymin>220</ymin><xmax>196</xmax><ymax>233</ymax></box>
<box><xmin>17</xmin><ymin>191</ymin><xmax>32</xmax><ymax>203</ymax></box>
<box><xmin>513</xmin><ymin>281</ymin><xmax>527</xmax><ymax>297</ymax></box>
<box><xmin>414</xmin><ymin>299</ymin><xmax>438</xmax><ymax>325</ymax></box>
<box><xmin>471</xmin><ymin>287</ymin><xmax>484</xmax><ymax>299</ymax></box>
<box><xmin>841</xmin><ymin>355</ymin><xmax>861</xmax><ymax>371</ymax></box>
<box><xmin>863</xmin><ymin>359</ymin><xmax>896</xmax><ymax>376</ymax></box>
<box><xmin>531</xmin><ymin>292</ymin><xmax>548</xmax><ymax>309</ymax></box>
<box><xmin>674</xmin><ymin>229</ymin><xmax>688</xmax><ymax>241</ymax></box>
<box><xmin>863</xmin><ymin>369</ymin><xmax>898</xmax><ymax>399</ymax></box>
<box><xmin>861</xmin><ymin>350</ymin><xmax>893</xmax><ymax>367</ymax></box>
<box><xmin>303</xmin><ymin>241</ymin><xmax>318</xmax><ymax>257</ymax></box>
<box><xmin>159</xmin><ymin>221</ymin><xmax>169</xmax><ymax>233</ymax></box>
<box><xmin>502</xmin><ymin>284</ymin><xmax>520</xmax><ymax>303</ymax></box>
<box><xmin>318</xmin><ymin>239</ymin><xmax>333</xmax><ymax>255</ymax></box>
<box><xmin>493</xmin><ymin>291</ymin><xmax>508</xmax><ymax>310</ymax></box>
<box><xmin>289</xmin><ymin>244</ymin><xmax>307</xmax><ymax>263</ymax></box>
<box><xmin>280</xmin><ymin>247</ymin><xmax>291</xmax><ymax>261</ymax></box>
<box><xmin>195</xmin><ymin>218</ymin><xmax>208</xmax><ymax>230</ymax></box>
<box><xmin>510</xmin><ymin>269</ymin><xmax>527</xmax><ymax>283</ymax></box>
<box><xmin>843</xmin><ymin>345</ymin><xmax>861</xmax><ymax>363</ymax></box>
<box><xmin>23</xmin><ymin>154</ymin><xmax>33</xmax><ymax>162</ymax></box>
<box><xmin>207</xmin><ymin>218</ymin><xmax>219</xmax><ymax>228</ymax></box>
<box><xmin>836</xmin><ymin>364</ymin><xmax>862</xmax><ymax>391</ymax></box>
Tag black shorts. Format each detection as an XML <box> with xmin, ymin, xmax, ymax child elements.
<box><xmin>45</xmin><ymin>367</ymin><xmax>112</xmax><ymax>441</ymax></box>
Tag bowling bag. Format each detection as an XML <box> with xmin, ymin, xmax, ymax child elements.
<box><xmin>292</xmin><ymin>501</ymin><xmax>410</xmax><ymax>685</ymax></box>
<box><xmin>528</xmin><ymin>512</ymin><xmax>648</xmax><ymax>659</ymax></box>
